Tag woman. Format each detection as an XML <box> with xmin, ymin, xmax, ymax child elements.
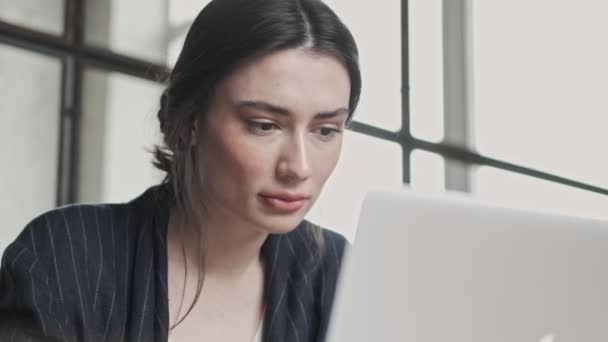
<box><xmin>0</xmin><ymin>0</ymin><xmax>361</xmax><ymax>340</ymax></box>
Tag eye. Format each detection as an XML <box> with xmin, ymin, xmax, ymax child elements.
<box><xmin>316</xmin><ymin>126</ymin><xmax>342</xmax><ymax>140</ymax></box>
<box><xmin>246</xmin><ymin>120</ymin><xmax>280</xmax><ymax>135</ymax></box>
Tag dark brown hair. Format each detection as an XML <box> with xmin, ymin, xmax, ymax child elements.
<box><xmin>153</xmin><ymin>0</ymin><xmax>361</xmax><ymax>328</ymax></box>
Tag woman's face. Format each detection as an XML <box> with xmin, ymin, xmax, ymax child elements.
<box><xmin>194</xmin><ymin>48</ymin><xmax>351</xmax><ymax>234</ymax></box>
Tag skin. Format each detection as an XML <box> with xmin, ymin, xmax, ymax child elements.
<box><xmin>166</xmin><ymin>47</ymin><xmax>351</xmax><ymax>341</ymax></box>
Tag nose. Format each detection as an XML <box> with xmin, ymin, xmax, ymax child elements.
<box><xmin>276</xmin><ymin>133</ymin><xmax>312</xmax><ymax>183</ymax></box>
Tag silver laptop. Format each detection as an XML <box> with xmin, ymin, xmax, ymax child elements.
<box><xmin>327</xmin><ymin>189</ymin><xmax>608</xmax><ymax>342</ymax></box>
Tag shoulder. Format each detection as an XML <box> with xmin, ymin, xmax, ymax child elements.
<box><xmin>2</xmin><ymin>185</ymin><xmax>166</xmax><ymax>290</ymax></box>
<box><xmin>0</xmin><ymin>204</ymin><xmax>122</xmax><ymax>339</ymax></box>
<box><xmin>1</xmin><ymin>186</ymin><xmax>169</xmax><ymax>339</ymax></box>
<box><xmin>7</xmin><ymin>185</ymin><xmax>166</xmax><ymax>263</ymax></box>
<box><xmin>319</xmin><ymin>226</ymin><xmax>349</xmax><ymax>262</ymax></box>
<box><xmin>8</xmin><ymin>202</ymin><xmax>127</xmax><ymax>261</ymax></box>
<box><xmin>263</xmin><ymin>221</ymin><xmax>349</xmax><ymax>339</ymax></box>
<box><xmin>265</xmin><ymin>220</ymin><xmax>349</xmax><ymax>287</ymax></box>
<box><xmin>276</xmin><ymin>220</ymin><xmax>348</xmax><ymax>268</ymax></box>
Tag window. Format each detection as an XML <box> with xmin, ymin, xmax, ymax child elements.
<box><xmin>472</xmin><ymin>166</ymin><xmax>608</xmax><ymax>222</ymax></box>
<box><xmin>0</xmin><ymin>44</ymin><xmax>61</xmax><ymax>250</ymax></box>
<box><xmin>471</xmin><ymin>1</ymin><xmax>608</xmax><ymax>190</ymax></box>
<box><xmin>325</xmin><ymin>0</ymin><xmax>402</xmax><ymax>131</ymax></box>
<box><xmin>1</xmin><ymin>0</ymin><xmax>606</xmax><ymax>250</ymax></box>
<box><xmin>84</xmin><ymin>0</ymin><xmax>169</xmax><ymax>63</ymax></box>
<box><xmin>410</xmin><ymin>149</ymin><xmax>445</xmax><ymax>193</ymax></box>
<box><xmin>78</xmin><ymin>69</ymin><xmax>165</xmax><ymax>203</ymax></box>
<box><xmin>406</xmin><ymin>0</ymin><xmax>608</xmax><ymax>221</ymax></box>
<box><xmin>409</xmin><ymin>0</ymin><xmax>444</xmax><ymax>142</ymax></box>
<box><xmin>0</xmin><ymin>0</ymin><xmax>65</xmax><ymax>35</ymax></box>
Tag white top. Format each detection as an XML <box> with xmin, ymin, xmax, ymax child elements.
<box><xmin>252</xmin><ymin>318</ymin><xmax>263</xmax><ymax>342</ymax></box>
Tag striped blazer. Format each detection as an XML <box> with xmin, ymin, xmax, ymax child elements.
<box><xmin>0</xmin><ymin>185</ymin><xmax>347</xmax><ymax>341</ymax></box>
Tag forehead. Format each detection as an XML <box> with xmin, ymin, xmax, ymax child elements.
<box><xmin>216</xmin><ymin>48</ymin><xmax>351</xmax><ymax>116</ymax></box>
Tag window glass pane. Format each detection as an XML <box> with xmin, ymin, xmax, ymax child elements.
<box><xmin>0</xmin><ymin>0</ymin><xmax>64</xmax><ymax>35</ymax></box>
<box><xmin>169</xmin><ymin>0</ymin><xmax>209</xmax><ymax>25</ymax></box>
<box><xmin>167</xmin><ymin>27</ymin><xmax>187</xmax><ymax>68</ymax></box>
<box><xmin>472</xmin><ymin>166</ymin><xmax>608</xmax><ymax>222</ymax></box>
<box><xmin>471</xmin><ymin>1</ymin><xmax>608</xmax><ymax>189</ymax></box>
<box><xmin>79</xmin><ymin>69</ymin><xmax>165</xmax><ymax>203</ymax></box>
<box><xmin>167</xmin><ymin>0</ymin><xmax>211</xmax><ymax>66</ymax></box>
<box><xmin>85</xmin><ymin>0</ymin><xmax>169</xmax><ymax>63</ymax></box>
<box><xmin>409</xmin><ymin>0</ymin><xmax>444</xmax><ymax>142</ymax></box>
<box><xmin>306</xmin><ymin>132</ymin><xmax>403</xmax><ymax>241</ymax></box>
<box><xmin>0</xmin><ymin>45</ymin><xmax>61</xmax><ymax>251</ymax></box>
<box><xmin>411</xmin><ymin>150</ymin><xmax>445</xmax><ymax>193</ymax></box>
<box><xmin>324</xmin><ymin>0</ymin><xmax>402</xmax><ymax>130</ymax></box>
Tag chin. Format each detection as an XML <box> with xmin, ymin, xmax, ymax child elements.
<box><xmin>255</xmin><ymin>214</ymin><xmax>307</xmax><ymax>235</ymax></box>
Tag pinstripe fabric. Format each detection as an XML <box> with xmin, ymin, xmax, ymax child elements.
<box><xmin>0</xmin><ymin>185</ymin><xmax>347</xmax><ymax>341</ymax></box>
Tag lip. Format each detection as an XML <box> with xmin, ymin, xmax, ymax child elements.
<box><xmin>259</xmin><ymin>193</ymin><xmax>309</xmax><ymax>213</ymax></box>
<box><xmin>260</xmin><ymin>192</ymin><xmax>309</xmax><ymax>201</ymax></box>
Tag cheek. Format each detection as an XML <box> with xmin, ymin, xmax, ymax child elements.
<box><xmin>312</xmin><ymin>140</ymin><xmax>343</xmax><ymax>185</ymax></box>
<box><xmin>228</xmin><ymin>146</ymin><xmax>267</xmax><ymax>182</ymax></box>
<box><xmin>207</xmin><ymin>134</ymin><xmax>276</xmax><ymax>190</ymax></box>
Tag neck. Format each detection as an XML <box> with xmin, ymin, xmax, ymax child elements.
<box><xmin>204</xmin><ymin>215</ymin><xmax>268</xmax><ymax>279</ymax></box>
<box><xmin>168</xmin><ymin>207</ymin><xmax>268</xmax><ymax>281</ymax></box>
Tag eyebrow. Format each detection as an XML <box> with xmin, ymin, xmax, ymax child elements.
<box><xmin>235</xmin><ymin>100</ymin><xmax>350</xmax><ymax>119</ymax></box>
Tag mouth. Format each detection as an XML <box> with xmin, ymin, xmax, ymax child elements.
<box><xmin>258</xmin><ymin>193</ymin><xmax>309</xmax><ymax>213</ymax></box>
